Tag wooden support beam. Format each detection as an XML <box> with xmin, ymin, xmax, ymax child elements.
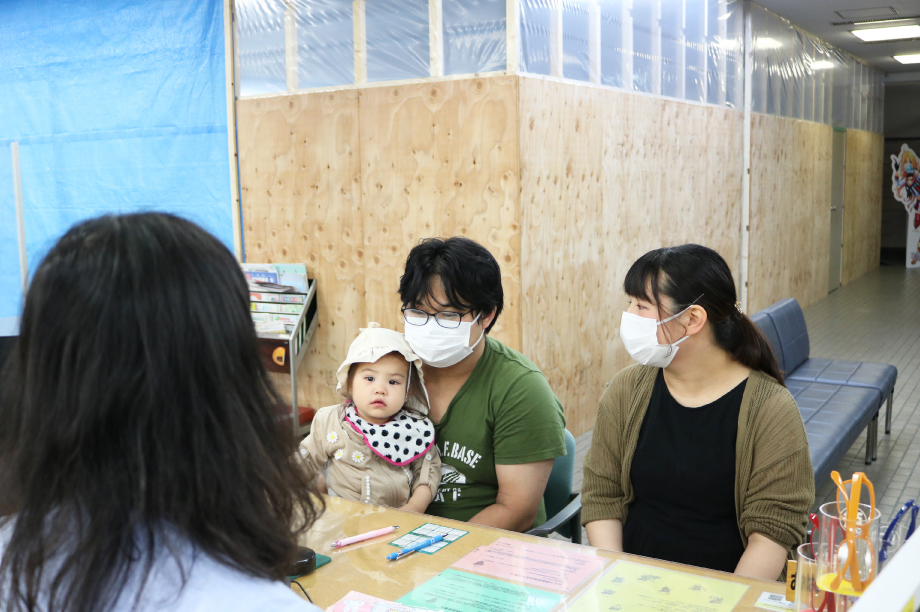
<box><xmin>716</xmin><ymin>0</ymin><xmax>727</xmax><ymax>106</ymax></box>
<box><xmin>588</xmin><ymin>1</ymin><xmax>601</xmax><ymax>84</ymax></box>
<box><xmin>651</xmin><ymin>0</ymin><xmax>661</xmax><ymax>96</ymax></box>
<box><xmin>740</xmin><ymin>4</ymin><xmax>753</xmax><ymax>312</ymax></box>
<box><xmin>506</xmin><ymin>0</ymin><xmax>520</xmax><ymax>73</ymax></box>
<box><xmin>224</xmin><ymin>0</ymin><xmax>243</xmax><ymax>260</ymax></box>
<box><xmin>622</xmin><ymin>0</ymin><xmax>633</xmax><ymax>88</ymax></box>
<box><xmin>550</xmin><ymin>1</ymin><xmax>563</xmax><ymax>78</ymax></box>
<box><xmin>429</xmin><ymin>0</ymin><xmax>444</xmax><ymax>77</ymax></box>
<box><xmin>284</xmin><ymin>0</ymin><xmax>299</xmax><ymax>92</ymax></box>
<box><xmin>353</xmin><ymin>0</ymin><xmax>367</xmax><ymax>84</ymax></box>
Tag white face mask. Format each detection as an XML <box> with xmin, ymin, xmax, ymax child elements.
<box><xmin>404</xmin><ymin>313</ymin><xmax>484</xmax><ymax>368</ymax></box>
<box><xmin>619</xmin><ymin>305</ymin><xmax>694</xmax><ymax>368</ymax></box>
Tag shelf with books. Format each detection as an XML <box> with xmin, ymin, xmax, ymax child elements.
<box><xmin>250</xmin><ymin>276</ymin><xmax>318</xmax><ymax>440</ymax></box>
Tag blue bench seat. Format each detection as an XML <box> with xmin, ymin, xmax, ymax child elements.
<box><xmin>750</xmin><ymin>299</ymin><xmax>897</xmax><ymax>489</ymax></box>
<box><xmin>787</xmin><ymin>380</ymin><xmax>881</xmax><ymax>487</ymax></box>
<box><xmin>758</xmin><ymin>298</ymin><xmax>897</xmax><ymax>434</ymax></box>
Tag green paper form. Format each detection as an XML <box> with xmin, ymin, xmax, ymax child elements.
<box><xmin>397</xmin><ymin>569</ymin><xmax>563</xmax><ymax>612</ymax></box>
<box><xmin>563</xmin><ymin>560</ymin><xmax>749</xmax><ymax>612</ymax></box>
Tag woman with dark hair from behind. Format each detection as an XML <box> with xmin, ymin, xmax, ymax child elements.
<box><xmin>0</xmin><ymin>213</ymin><xmax>323</xmax><ymax>612</ymax></box>
<box><xmin>582</xmin><ymin>244</ymin><xmax>813</xmax><ymax>581</ymax></box>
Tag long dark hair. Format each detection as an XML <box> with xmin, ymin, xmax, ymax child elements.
<box><xmin>0</xmin><ymin>213</ymin><xmax>322</xmax><ymax>612</ymax></box>
<box><xmin>623</xmin><ymin>244</ymin><xmax>784</xmax><ymax>385</ymax></box>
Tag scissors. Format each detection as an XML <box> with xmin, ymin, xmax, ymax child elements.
<box><xmin>879</xmin><ymin>499</ymin><xmax>918</xmax><ymax>564</ymax></box>
<box><xmin>830</xmin><ymin>471</ymin><xmax>876</xmax><ymax>593</ymax></box>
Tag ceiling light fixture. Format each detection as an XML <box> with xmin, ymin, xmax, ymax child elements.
<box><xmin>852</xmin><ymin>25</ymin><xmax>920</xmax><ymax>41</ymax></box>
<box><xmin>894</xmin><ymin>53</ymin><xmax>920</xmax><ymax>64</ymax></box>
<box><xmin>853</xmin><ymin>18</ymin><xmax>912</xmax><ymax>26</ymax></box>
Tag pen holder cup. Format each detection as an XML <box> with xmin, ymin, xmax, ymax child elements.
<box><xmin>815</xmin><ymin>501</ymin><xmax>880</xmax><ymax>597</ymax></box>
<box><xmin>795</xmin><ymin>543</ymin><xmax>858</xmax><ymax>612</ymax></box>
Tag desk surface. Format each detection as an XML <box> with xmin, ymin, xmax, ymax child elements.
<box><xmin>293</xmin><ymin>497</ymin><xmax>786</xmax><ymax>611</ymax></box>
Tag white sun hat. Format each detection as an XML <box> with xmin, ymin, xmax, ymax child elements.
<box><xmin>335</xmin><ymin>322</ymin><xmax>430</xmax><ymax>415</ymax></box>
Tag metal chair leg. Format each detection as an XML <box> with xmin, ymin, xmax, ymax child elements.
<box><xmin>872</xmin><ymin>413</ymin><xmax>879</xmax><ymax>461</ymax></box>
<box><xmin>865</xmin><ymin>418</ymin><xmax>874</xmax><ymax>465</ymax></box>
<box><xmin>885</xmin><ymin>389</ymin><xmax>893</xmax><ymax>434</ymax></box>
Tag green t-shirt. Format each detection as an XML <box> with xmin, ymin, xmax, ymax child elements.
<box><xmin>427</xmin><ymin>336</ymin><xmax>567</xmax><ymax>527</ymax></box>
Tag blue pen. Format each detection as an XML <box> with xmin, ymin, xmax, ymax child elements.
<box><xmin>386</xmin><ymin>534</ymin><xmax>444</xmax><ymax>560</ymax></box>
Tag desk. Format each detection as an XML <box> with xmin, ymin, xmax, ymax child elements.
<box><xmin>293</xmin><ymin>497</ymin><xmax>786</xmax><ymax>611</ymax></box>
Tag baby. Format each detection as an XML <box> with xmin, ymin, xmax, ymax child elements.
<box><xmin>299</xmin><ymin>323</ymin><xmax>440</xmax><ymax>512</ymax></box>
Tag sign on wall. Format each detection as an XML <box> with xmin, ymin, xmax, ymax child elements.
<box><xmin>891</xmin><ymin>144</ymin><xmax>920</xmax><ymax>267</ymax></box>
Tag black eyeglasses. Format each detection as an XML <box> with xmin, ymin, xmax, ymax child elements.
<box><xmin>402</xmin><ymin>307</ymin><xmax>474</xmax><ymax>329</ymax></box>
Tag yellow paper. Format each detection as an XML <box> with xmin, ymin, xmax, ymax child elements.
<box><xmin>562</xmin><ymin>560</ymin><xmax>749</xmax><ymax>612</ymax></box>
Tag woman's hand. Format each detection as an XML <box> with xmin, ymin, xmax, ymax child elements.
<box><xmin>585</xmin><ymin>519</ymin><xmax>624</xmax><ymax>552</ymax></box>
<box><xmin>734</xmin><ymin>532</ymin><xmax>788</xmax><ymax>581</ymax></box>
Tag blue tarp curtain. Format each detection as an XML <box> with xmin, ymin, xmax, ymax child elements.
<box><xmin>0</xmin><ymin>0</ymin><xmax>234</xmax><ymax>319</ymax></box>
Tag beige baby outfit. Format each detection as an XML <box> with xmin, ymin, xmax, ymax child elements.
<box><xmin>298</xmin><ymin>323</ymin><xmax>441</xmax><ymax>508</ymax></box>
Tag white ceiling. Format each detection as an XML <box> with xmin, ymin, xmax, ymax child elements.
<box><xmin>755</xmin><ymin>0</ymin><xmax>920</xmax><ymax>74</ymax></box>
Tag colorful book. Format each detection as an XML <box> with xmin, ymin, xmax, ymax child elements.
<box><xmin>274</xmin><ymin>263</ymin><xmax>309</xmax><ymax>293</ymax></box>
<box><xmin>251</xmin><ymin>302</ymin><xmax>304</xmax><ymax>314</ymax></box>
<box><xmin>241</xmin><ymin>263</ymin><xmax>279</xmax><ymax>284</ymax></box>
<box><xmin>250</xmin><ymin>292</ymin><xmax>306</xmax><ymax>304</ymax></box>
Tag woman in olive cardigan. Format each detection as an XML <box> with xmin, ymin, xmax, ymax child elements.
<box><xmin>582</xmin><ymin>245</ymin><xmax>814</xmax><ymax>581</ymax></box>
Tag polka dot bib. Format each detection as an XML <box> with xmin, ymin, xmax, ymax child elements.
<box><xmin>343</xmin><ymin>401</ymin><xmax>435</xmax><ymax>467</ymax></box>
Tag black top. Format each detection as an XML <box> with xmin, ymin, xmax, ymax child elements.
<box><xmin>623</xmin><ymin>370</ymin><xmax>748</xmax><ymax>573</ymax></box>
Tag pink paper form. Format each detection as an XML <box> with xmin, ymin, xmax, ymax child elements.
<box><xmin>451</xmin><ymin>537</ymin><xmax>608</xmax><ymax>592</ymax></box>
<box><xmin>325</xmin><ymin>591</ymin><xmax>390</xmax><ymax>612</ymax></box>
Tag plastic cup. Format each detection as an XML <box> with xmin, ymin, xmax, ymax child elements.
<box><xmin>879</xmin><ymin>512</ymin><xmax>914</xmax><ymax>572</ymax></box>
<box><xmin>796</xmin><ymin>542</ymin><xmax>861</xmax><ymax>612</ymax></box>
<box><xmin>815</xmin><ymin>501</ymin><xmax>881</xmax><ymax>597</ymax></box>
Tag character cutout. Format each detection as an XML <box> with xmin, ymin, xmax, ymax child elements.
<box><xmin>891</xmin><ymin>144</ymin><xmax>920</xmax><ymax>266</ymax></box>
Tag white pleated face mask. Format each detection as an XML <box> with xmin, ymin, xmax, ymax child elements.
<box><xmin>619</xmin><ymin>303</ymin><xmax>696</xmax><ymax>368</ymax></box>
<box><xmin>404</xmin><ymin>313</ymin><xmax>484</xmax><ymax>368</ymax></box>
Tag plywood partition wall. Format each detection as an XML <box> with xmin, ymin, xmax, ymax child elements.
<box><xmin>238</xmin><ymin>77</ymin><xmax>880</xmax><ymax>437</ymax></box>
<box><xmin>842</xmin><ymin>129</ymin><xmax>884</xmax><ymax>285</ymax></box>
<box><xmin>237</xmin><ymin>77</ymin><xmax>521</xmax><ymax>412</ymax></box>
<box><xmin>518</xmin><ymin>77</ymin><xmax>744</xmax><ymax>435</ymax></box>
<box><xmin>748</xmin><ymin>114</ymin><xmax>833</xmax><ymax>313</ymax></box>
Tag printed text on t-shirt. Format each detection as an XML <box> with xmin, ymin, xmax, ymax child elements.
<box><xmin>440</xmin><ymin>440</ymin><xmax>482</xmax><ymax>469</ymax></box>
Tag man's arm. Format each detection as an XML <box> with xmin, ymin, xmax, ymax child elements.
<box><xmin>467</xmin><ymin>459</ymin><xmax>554</xmax><ymax>532</ymax></box>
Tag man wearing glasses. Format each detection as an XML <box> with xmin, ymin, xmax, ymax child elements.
<box><xmin>398</xmin><ymin>237</ymin><xmax>566</xmax><ymax>532</ymax></box>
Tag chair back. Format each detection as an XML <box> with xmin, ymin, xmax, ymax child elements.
<box><xmin>544</xmin><ymin>429</ymin><xmax>576</xmax><ymax>538</ymax></box>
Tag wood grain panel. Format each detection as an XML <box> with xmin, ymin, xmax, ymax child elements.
<box><xmin>520</xmin><ymin>77</ymin><xmax>743</xmax><ymax>436</ymax></box>
<box><xmin>748</xmin><ymin>114</ymin><xmax>833</xmax><ymax>313</ymax></box>
<box><xmin>519</xmin><ymin>78</ymin><xmax>607</xmax><ymax>437</ymax></box>
<box><xmin>659</xmin><ymin>101</ymin><xmax>744</xmax><ymax>289</ymax></box>
<box><xmin>237</xmin><ymin>91</ymin><xmax>365</xmax><ymax>412</ymax></box>
<box><xmin>358</xmin><ymin>77</ymin><xmax>522</xmax><ymax>349</ymax></box>
<box><xmin>842</xmin><ymin>129</ymin><xmax>884</xmax><ymax>285</ymax></box>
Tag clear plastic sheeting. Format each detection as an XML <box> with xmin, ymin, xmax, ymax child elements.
<box><xmin>236</xmin><ymin>0</ymin><xmax>354</xmax><ymax>96</ymax></box>
<box><xmin>521</xmin><ymin>0</ymin><xmax>743</xmax><ymax>109</ymax></box>
<box><xmin>232</xmin><ymin>0</ymin><xmax>882</xmax><ymax>132</ymax></box>
<box><xmin>366</xmin><ymin>0</ymin><xmax>430</xmax><ymax>82</ymax></box>
<box><xmin>443</xmin><ymin>0</ymin><xmax>507</xmax><ymax>75</ymax></box>
<box><xmin>750</xmin><ymin>3</ymin><xmax>883</xmax><ymax>133</ymax></box>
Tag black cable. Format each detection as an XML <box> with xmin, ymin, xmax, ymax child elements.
<box><xmin>291</xmin><ymin>579</ymin><xmax>313</xmax><ymax>603</ymax></box>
